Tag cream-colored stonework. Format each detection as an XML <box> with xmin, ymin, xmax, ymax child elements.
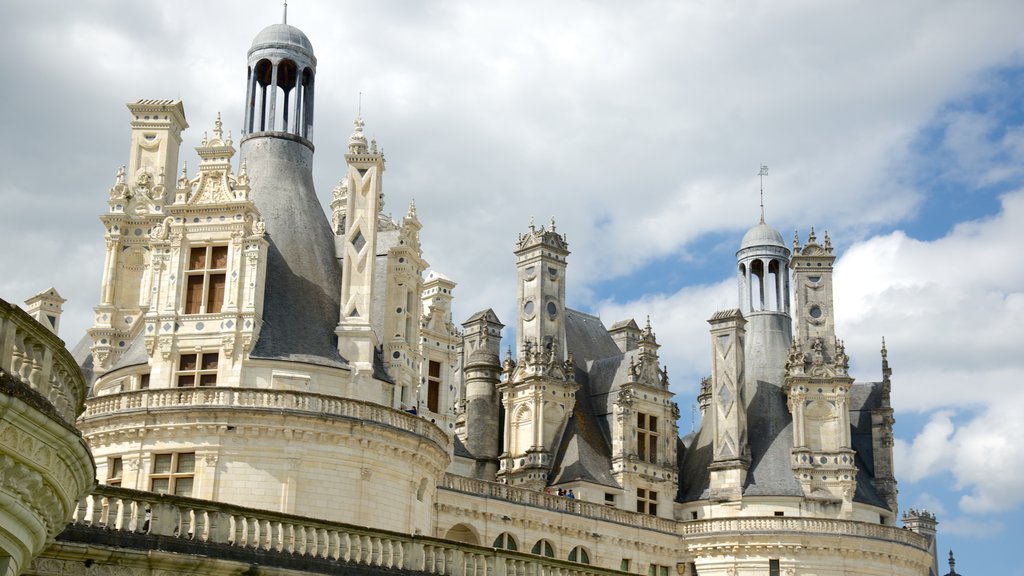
<box><xmin>0</xmin><ymin>13</ymin><xmax>940</xmax><ymax>576</ymax></box>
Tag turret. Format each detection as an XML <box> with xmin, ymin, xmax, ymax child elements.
<box><xmin>24</xmin><ymin>288</ymin><xmax>65</xmax><ymax>336</ymax></box>
<box><xmin>706</xmin><ymin>309</ymin><xmax>749</xmax><ymax>502</ymax></box>
<box><xmin>461</xmin><ymin>310</ymin><xmax>504</xmax><ymax>479</ymax></box>
<box><xmin>498</xmin><ymin>219</ymin><xmax>578</xmax><ymax>490</ymax></box>
<box><xmin>785</xmin><ymin>228</ymin><xmax>857</xmax><ymax>513</ymax></box>
<box><xmin>240</xmin><ymin>15</ymin><xmax>343</xmax><ymax>373</ymax></box>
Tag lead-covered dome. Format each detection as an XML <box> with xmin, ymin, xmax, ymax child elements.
<box><xmin>250</xmin><ymin>23</ymin><xmax>314</xmax><ymax>58</ymax></box>
<box><xmin>740</xmin><ymin>221</ymin><xmax>786</xmax><ymax>250</ymax></box>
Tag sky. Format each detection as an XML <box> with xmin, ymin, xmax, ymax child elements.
<box><xmin>1</xmin><ymin>0</ymin><xmax>1022</xmax><ymax>572</ymax></box>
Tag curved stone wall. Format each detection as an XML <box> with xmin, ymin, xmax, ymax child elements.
<box><xmin>79</xmin><ymin>389</ymin><xmax>450</xmax><ymax>534</ymax></box>
<box><xmin>0</xmin><ymin>299</ymin><xmax>95</xmax><ymax>576</ymax></box>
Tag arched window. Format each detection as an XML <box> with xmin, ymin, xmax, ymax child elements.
<box><xmin>444</xmin><ymin>523</ymin><xmax>479</xmax><ymax>545</ymax></box>
<box><xmin>569</xmin><ymin>546</ymin><xmax>591</xmax><ymax>564</ymax></box>
<box><xmin>531</xmin><ymin>539</ymin><xmax>555</xmax><ymax>558</ymax></box>
<box><xmin>493</xmin><ymin>532</ymin><xmax>518</xmax><ymax>551</ymax></box>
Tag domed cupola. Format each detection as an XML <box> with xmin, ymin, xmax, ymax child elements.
<box><xmin>243</xmin><ymin>5</ymin><xmax>316</xmax><ymax>142</ymax></box>
<box><xmin>736</xmin><ymin>216</ymin><xmax>791</xmax><ymax>315</ymax></box>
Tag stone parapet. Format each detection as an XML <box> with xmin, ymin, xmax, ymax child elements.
<box><xmin>678</xmin><ymin>515</ymin><xmax>930</xmax><ymax>550</ymax></box>
<box><xmin>0</xmin><ymin>298</ymin><xmax>86</xmax><ymax>425</ymax></box>
<box><xmin>49</xmin><ymin>485</ymin><xmax>630</xmax><ymax>576</ymax></box>
<box><xmin>0</xmin><ymin>297</ymin><xmax>95</xmax><ymax>576</ymax></box>
<box><xmin>82</xmin><ymin>387</ymin><xmax>449</xmax><ymax>452</ymax></box>
<box><xmin>440</xmin><ymin>474</ymin><xmax>678</xmax><ymax>534</ymax></box>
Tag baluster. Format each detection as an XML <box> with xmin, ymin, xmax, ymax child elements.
<box><xmin>450</xmin><ymin>548</ymin><xmax>464</xmax><ymax>576</ymax></box>
<box><xmin>339</xmin><ymin>531</ymin><xmax>351</xmax><ymax>562</ymax></box>
<box><xmin>148</xmin><ymin>502</ymin><xmax>179</xmax><ymax>536</ymax></box>
<box><xmin>208</xmin><ymin>511</ymin><xmax>232</xmax><ymax>543</ymax></box>
<box><xmin>260</xmin><ymin>519</ymin><xmax>273</xmax><ymax>550</ymax></box>
<box><xmin>361</xmin><ymin>534</ymin><xmax>373</xmax><ymax>564</ymax></box>
<box><xmin>372</xmin><ymin>536</ymin><xmax>383</xmax><ymax>566</ymax></box>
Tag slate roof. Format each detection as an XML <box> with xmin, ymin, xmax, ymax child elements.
<box><xmin>542</xmin><ymin>308</ymin><xmax>626</xmax><ymax>488</ymax></box>
<box><xmin>679</xmin><ymin>375</ymin><xmax>892</xmax><ymax>506</ymax></box>
<box><xmin>243</xmin><ymin>138</ymin><xmax>347</xmax><ymax>369</ymax></box>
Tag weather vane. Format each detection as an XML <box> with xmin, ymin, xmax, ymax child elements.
<box><xmin>758</xmin><ymin>164</ymin><xmax>769</xmax><ymax>223</ymax></box>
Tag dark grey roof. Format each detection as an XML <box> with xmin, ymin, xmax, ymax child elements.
<box><xmin>464</xmin><ymin>308</ymin><xmax>503</xmax><ymax>326</ymax></box>
<box><xmin>679</xmin><ymin>378</ymin><xmax>803</xmax><ymax>501</ymax></box>
<box><xmin>453</xmin><ymin>434</ymin><xmax>473</xmax><ymax>458</ymax></box>
<box><xmin>679</xmin><ymin>378</ymin><xmax>892</xmax><ymax>504</ymax></box>
<box><xmin>848</xmin><ymin>381</ymin><xmax>890</xmax><ymax>509</ymax></box>
<box><xmin>550</xmin><ymin>401</ymin><xmax>619</xmax><ymax>489</ymax></box>
<box><xmin>242</xmin><ymin>137</ymin><xmax>347</xmax><ymax>369</ymax></box>
<box><xmin>565</xmin><ymin>309</ymin><xmax>621</xmax><ymax>364</ymax></box>
<box><xmin>70</xmin><ymin>333</ymin><xmax>95</xmax><ymax>390</ymax></box>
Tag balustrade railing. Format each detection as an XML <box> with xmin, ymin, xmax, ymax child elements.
<box><xmin>72</xmin><ymin>485</ymin><xmax>625</xmax><ymax>576</ymax></box>
<box><xmin>678</xmin><ymin>515</ymin><xmax>930</xmax><ymax>550</ymax></box>
<box><xmin>440</xmin><ymin>475</ymin><xmax>929</xmax><ymax>551</ymax></box>
<box><xmin>440</xmin><ymin>474</ymin><xmax>679</xmax><ymax>534</ymax></box>
<box><xmin>0</xmin><ymin>298</ymin><xmax>85</xmax><ymax>424</ymax></box>
<box><xmin>83</xmin><ymin>388</ymin><xmax>449</xmax><ymax>450</ymax></box>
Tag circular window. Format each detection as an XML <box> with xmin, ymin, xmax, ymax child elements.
<box><xmin>392</xmin><ymin>351</ymin><xmax>401</xmax><ymax>359</ymax></box>
<box><xmin>547</xmin><ymin>302</ymin><xmax>557</xmax><ymax>316</ymax></box>
<box><xmin>809</xmin><ymin>306</ymin><xmax>822</xmax><ymax>318</ymax></box>
<box><xmin>524</xmin><ymin>301</ymin><xmax>535</xmax><ymax>315</ymax></box>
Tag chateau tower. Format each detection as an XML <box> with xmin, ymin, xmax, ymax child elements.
<box><xmin>381</xmin><ymin>201</ymin><xmax>428</xmax><ymax>408</ymax></box>
<box><xmin>705</xmin><ymin>309</ymin><xmax>749</xmax><ymax>502</ymax></box>
<box><xmin>335</xmin><ymin>118</ymin><xmax>388</xmax><ymax>396</ymax></box>
<box><xmin>460</xmin><ymin>309</ymin><xmax>504</xmax><ymax>479</ymax></box>
<box><xmin>736</xmin><ymin>219</ymin><xmax>792</xmax><ymax>395</ymax></box>
<box><xmin>609</xmin><ymin>318</ymin><xmax>678</xmax><ymax>518</ymax></box>
<box><xmin>24</xmin><ymin>288</ymin><xmax>65</xmax><ymax>336</ymax></box>
<box><xmin>419</xmin><ymin>272</ymin><xmax>461</xmax><ymax>433</ymax></box>
<box><xmin>784</xmin><ymin>228</ymin><xmax>858</xmax><ymax>513</ymax></box>
<box><xmin>498</xmin><ymin>220</ymin><xmax>577</xmax><ymax>489</ymax></box>
<box><xmin>77</xmin><ymin>16</ymin><xmax>450</xmax><ymax>536</ymax></box>
<box><xmin>89</xmin><ymin>100</ymin><xmax>188</xmax><ymax>375</ymax></box>
<box><xmin>240</xmin><ymin>18</ymin><xmax>344</xmax><ymax>370</ymax></box>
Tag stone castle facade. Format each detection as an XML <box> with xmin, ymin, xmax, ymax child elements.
<box><xmin>0</xmin><ymin>13</ymin><xmax>941</xmax><ymax>576</ymax></box>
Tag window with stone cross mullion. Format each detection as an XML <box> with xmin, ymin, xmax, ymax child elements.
<box><xmin>184</xmin><ymin>245</ymin><xmax>228</xmax><ymax>314</ymax></box>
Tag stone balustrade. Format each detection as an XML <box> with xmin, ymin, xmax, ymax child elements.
<box><xmin>71</xmin><ymin>485</ymin><xmax>626</xmax><ymax>576</ymax></box>
<box><xmin>441</xmin><ymin>475</ymin><xmax>930</xmax><ymax>552</ymax></box>
<box><xmin>679</xmin><ymin>515</ymin><xmax>930</xmax><ymax>550</ymax></box>
<box><xmin>441</xmin><ymin>474</ymin><xmax>679</xmax><ymax>534</ymax></box>
<box><xmin>83</xmin><ymin>387</ymin><xmax>450</xmax><ymax>451</ymax></box>
<box><xmin>0</xmin><ymin>297</ymin><xmax>86</xmax><ymax>425</ymax></box>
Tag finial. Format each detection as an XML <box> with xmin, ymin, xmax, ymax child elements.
<box><xmin>948</xmin><ymin>550</ymin><xmax>956</xmax><ymax>574</ymax></box>
<box><xmin>824</xmin><ymin>230</ymin><xmax>832</xmax><ymax>252</ymax></box>
<box><xmin>808</xmin><ymin>226</ymin><xmax>817</xmax><ymax>244</ymax></box>
<box><xmin>213</xmin><ymin>112</ymin><xmax>223</xmax><ymax>140</ymax></box>
<box><xmin>283</xmin><ymin>0</ymin><xmax>288</xmax><ymax>24</ymax></box>
<box><xmin>370</xmin><ymin>138</ymin><xmax>378</xmax><ymax>154</ymax></box>
<box><xmin>201</xmin><ymin>131</ymin><xmax>208</xmax><ymax>146</ymax></box>
<box><xmin>529</xmin><ymin>216</ymin><xmax>535</xmax><ymax>232</ymax></box>
<box><xmin>408</xmin><ymin>199</ymin><xmax>417</xmax><ymax>217</ymax></box>
<box><xmin>758</xmin><ymin>164</ymin><xmax>769</xmax><ymax>224</ymax></box>
<box><xmin>881</xmin><ymin>336</ymin><xmax>888</xmax><ymax>359</ymax></box>
<box><xmin>550</xmin><ymin>216</ymin><xmax>556</xmax><ymax>232</ymax></box>
<box><xmin>793</xmin><ymin>229</ymin><xmax>800</xmax><ymax>250</ymax></box>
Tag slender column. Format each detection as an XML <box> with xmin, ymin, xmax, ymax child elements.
<box><xmin>305</xmin><ymin>75</ymin><xmax>315</xmax><ymax>140</ymax></box>
<box><xmin>259</xmin><ymin>84</ymin><xmax>268</xmax><ymax>131</ymax></box>
<box><xmin>291</xmin><ymin>72</ymin><xmax>302</xmax><ymax>136</ymax></box>
<box><xmin>268</xmin><ymin>63</ymin><xmax>279</xmax><ymax>131</ymax></box>
<box><xmin>244</xmin><ymin>68</ymin><xmax>254</xmax><ymax>134</ymax></box>
<box><xmin>101</xmin><ymin>238</ymin><xmax>120</xmax><ymax>305</ymax></box>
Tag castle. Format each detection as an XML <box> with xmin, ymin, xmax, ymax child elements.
<box><xmin>0</xmin><ymin>13</ymin><xmax>940</xmax><ymax>576</ymax></box>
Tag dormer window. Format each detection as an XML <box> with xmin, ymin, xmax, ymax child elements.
<box><xmin>185</xmin><ymin>245</ymin><xmax>227</xmax><ymax>314</ymax></box>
